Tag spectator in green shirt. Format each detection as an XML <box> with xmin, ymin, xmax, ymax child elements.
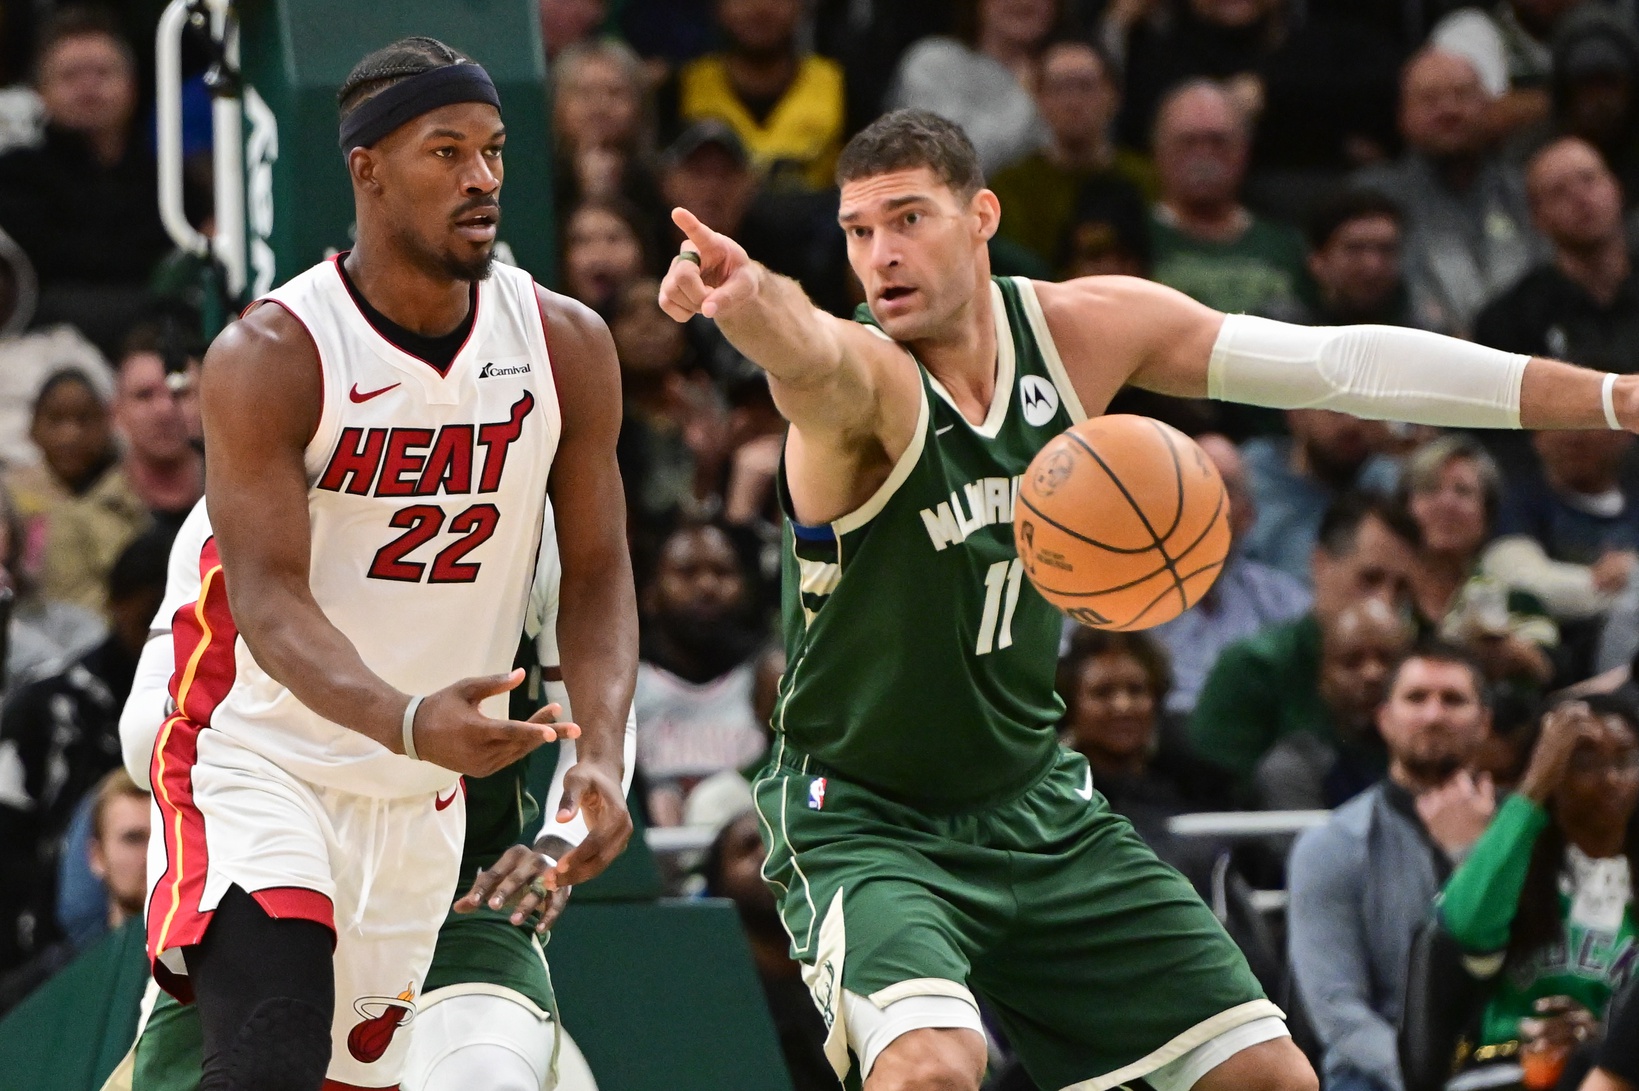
<box><xmin>989</xmin><ymin>40</ymin><xmax>1154</xmax><ymax>274</ymax></box>
<box><xmin>1434</xmin><ymin>695</ymin><xmax>1638</xmax><ymax>1059</ymax></box>
<box><xmin>1147</xmin><ymin>79</ymin><xmax>1307</xmax><ymax>316</ymax></box>
<box><xmin>1189</xmin><ymin>493</ymin><xmax>1421</xmax><ymax>789</ymax></box>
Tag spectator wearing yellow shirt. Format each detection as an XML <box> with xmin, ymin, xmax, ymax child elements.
<box><xmin>671</xmin><ymin>0</ymin><xmax>845</xmax><ymax>193</ymax></box>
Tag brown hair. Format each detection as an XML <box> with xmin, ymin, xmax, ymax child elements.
<box><xmin>836</xmin><ymin>109</ymin><xmax>985</xmax><ymax>198</ymax></box>
<box><xmin>33</xmin><ymin>6</ymin><xmax>132</xmax><ymax>80</ymax></box>
<box><xmin>90</xmin><ymin>767</ymin><xmax>148</xmax><ymax>841</ymax></box>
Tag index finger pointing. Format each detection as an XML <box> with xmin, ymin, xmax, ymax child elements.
<box><xmin>671</xmin><ymin>207</ymin><xmax>715</xmax><ymax>249</ymax></box>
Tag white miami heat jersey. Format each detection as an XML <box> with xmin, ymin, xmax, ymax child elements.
<box><xmin>183</xmin><ymin>257</ymin><xmax>559</xmax><ymax>797</ymax></box>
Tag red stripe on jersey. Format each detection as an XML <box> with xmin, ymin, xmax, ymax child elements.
<box><xmin>169</xmin><ymin>538</ymin><xmax>240</xmax><ymax>726</ymax></box>
<box><xmin>322</xmin><ymin>1080</ymin><xmax>399</xmax><ymax>1091</ymax></box>
<box><xmin>146</xmin><ymin>712</ymin><xmax>211</xmax><ymax>1002</ymax></box>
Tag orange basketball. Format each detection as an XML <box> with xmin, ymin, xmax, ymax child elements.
<box><xmin>1014</xmin><ymin>415</ymin><xmax>1231</xmax><ymax>631</ymax></box>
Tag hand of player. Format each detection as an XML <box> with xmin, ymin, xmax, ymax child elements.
<box><xmin>1415</xmin><ymin>771</ymin><xmax>1496</xmax><ymax>857</ymax></box>
<box><xmin>408</xmin><ymin>670</ymin><xmax>580</xmax><ymax>778</ymax></box>
<box><xmin>658</xmin><ymin>207</ymin><xmax>757</xmax><ymax>322</ymax></box>
<box><xmin>452</xmin><ymin>842</ymin><xmax>572</xmax><ymax>935</ymax></box>
<box><xmin>1519</xmin><ymin>702</ymin><xmax>1598</xmax><ymax>805</ymax></box>
<box><xmin>546</xmin><ymin>759</ymin><xmax>632</xmax><ymax>889</ymax></box>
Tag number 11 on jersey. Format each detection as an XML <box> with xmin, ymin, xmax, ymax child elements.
<box><xmin>977</xmin><ymin>558</ymin><xmax>1024</xmax><ymax>655</ymax></box>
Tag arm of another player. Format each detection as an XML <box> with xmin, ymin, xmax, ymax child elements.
<box><xmin>1031</xmin><ymin>276</ymin><xmax>1639</xmax><ymax>431</ymax></box>
<box><xmin>537</xmin><ymin>289</ymin><xmax>637</xmax><ymax>889</ymax></box>
<box><xmin>200</xmin><ymin>307</ymin><xmax>562</xmax><ymax>776</ymax></box>
<box><xmin>657</xmin><ymin>208</ymin><xmax>922</xmax><ymax>514</ymax></box>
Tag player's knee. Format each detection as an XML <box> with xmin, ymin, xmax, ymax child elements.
<box><xmin>200</xmin><ymin>997</ymin><xmax>331</xmax><ymax>1091</ymax></box>
<box><xmin>1267</xmin><ymin>1055</ymin><xmax>1320</xmax><ymax>1091</ymax></box>
<box><xmin>1196</xmin><ymin>1038</ymin><xmax>1318</xmax><ymax>1091</ymax></box>
<box><xmin>865</xmin><ymin>1028</ymin><xmax>985</xmax><ymax>1091</ymax></box>
<box><xmin>413</xmin><ymin>1045</ymin><xmax>541</xmax><ymax>1091</ymax></box>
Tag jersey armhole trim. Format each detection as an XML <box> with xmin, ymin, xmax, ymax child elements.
<box><xmin>531</xmin><ymin>283</ymin><xmax>563</xmax><ymax>411</ymax></box>
<box><xmin>245</xmin><ymin>298</ymin><xmax>326</xmax><ymax>448</ymax></box>
<box><xmin>830</xmin><ymin>375</ymin><xmax>930</xmax><ymax>538</ymax></box>
<box><xmin>1013</xmin><ymin>276</ymin><xmax>1089</xmax><ymax>422</ymax></box>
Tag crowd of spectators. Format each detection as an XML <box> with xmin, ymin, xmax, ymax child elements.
<box><xmin>1</xmin><ymin>1</ymin><xmax>1638</xmax><ymax>1089</ymax></box>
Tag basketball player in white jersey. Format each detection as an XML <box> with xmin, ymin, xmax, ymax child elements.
<box><xmin>115</xmin><ymin>497</ymin><xmax>633</xmax><ymax>1091</ymax></box>
<box><xmin>146</xmin><ymin>37</ymin><xmax>636</xmax><ymax>1091</ymax></box>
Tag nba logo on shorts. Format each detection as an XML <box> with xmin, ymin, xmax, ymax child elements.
<box><xmin>808</xmin><ymin>777</ymin><xmax>827</xmax><ymax>810</ymax></box>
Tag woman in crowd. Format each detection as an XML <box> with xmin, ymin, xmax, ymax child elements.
<box><xmin>560</xmin><ymin>196</ymin><xmax>654</xmax><ymax>318</ymax></box>
<box><xmin>885</xmin><ymin>0</ymin><xmax>1057</xmax><ymax>175</ymax></box>
<box><xmin>5</xmin><ymin>370</ymin><xmax>116</xmax><ymax>587</ymax></box>
<box><xmin>1402</xmin><ymin>435</ymin><xmax>1558</xmax><ymax>694</ymax></box>
<box><xmin>1057</xmin><ymin>628</ymin><xmax>1228</xmax><ymax>879</ymax></box>
<box><xmin>552</xmin><ymin>38</ymin><xmax>663</xmax><ymax>215</ymax></box>
<box><xmin>611</xmin><ymin>277</ymin><xmax>728</xmax><ymax>542</ymax></box>
<box><xmin>1437</xmin><ymin>696</ymin><xmax>1638</xmax><ymax>1085</ymax></box>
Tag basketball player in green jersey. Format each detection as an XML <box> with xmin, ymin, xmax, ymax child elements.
<box><xmin>658</xmin><ymin>108</ymin><xmax>1639</xmax><ymax>1091</ymax></box>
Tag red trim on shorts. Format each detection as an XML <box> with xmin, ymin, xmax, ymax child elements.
<box><xmin>169</xmin><ymin>538</ymin><xmax>240</xmax><ymax>726</ymax></box>
<box><xmin>250</xmin><ymin>886</ymin><xmax>337</xmax><ymax>940</ymax></box>
<box><xmin>146</xmin><ymin>712</ymin><xmax>211</xmax><ymax>1003</ymax></box>
<box><xmin>321</xmin><ymin>1080</ymin><xmax>399</xmax><ymax>1091</ymax></box>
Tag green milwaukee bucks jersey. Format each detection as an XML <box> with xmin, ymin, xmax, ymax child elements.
<box><xmin>773</xmin><ymin>277</ymin><xmax>1088</xmax><ymax>811</ymax></box>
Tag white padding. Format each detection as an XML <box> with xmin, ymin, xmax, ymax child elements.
<box><xmin>401</xmin><ymin>991</ymin><xmax>556</xmax><ymax>1091</ymax></box>
<box><xmin>1208</xmin><ymin>314</ymin><xmax>1528</xmax><ymax>429</ymax></box>
<box><xmin>1144</xmin><ymin>1015</ymin><xmax>1290</xmax><ymax>1091</ymax></box>
<box><xmin>842</xmin><ymin>988</ymin><xmax>984</xmax><ymax>1080</ymax></box>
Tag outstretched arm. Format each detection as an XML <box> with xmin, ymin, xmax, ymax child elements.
<box><xmin>1033</xmin><ymin>276</ymin><xmax>1639</xmax><ymax>432</ymax></box>
<box><xmin>657</xmin><ymin>207</ymin><xmax>922</xmax><ymax>525</ymax></box>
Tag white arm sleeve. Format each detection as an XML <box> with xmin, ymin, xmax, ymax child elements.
<box><xmin>120</xmin><ymin>634</ymin><xmax>176</xmax><ymax>791</ymax></box>
<box><xmin>120</xmin><ymin>500</ymin><xmax>213</xmax><ymax>790</ymax></box>
<box><xmin>537</xmin><ymin>678</ymin><xmax>637</xmax><ymax>849</ymax></box>
<box><xmin>1481</xmin><ymin>536</ymin><xmax>1612</xmax><ymax>620</ymax></box>
<box><xmin>527</xmin><ymin>499</ymin><xmax>636</xmax><ymax>849</ymax></box>
<box><xmin>1207</xmin><ymin>314</ymin><xmax>1529</xmax><ymax>429</ymax></box>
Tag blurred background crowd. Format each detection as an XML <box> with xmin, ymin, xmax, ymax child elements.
<box><xmin>0</xmin><ymin>0</ymin><xmax>1636</xmax><ymax>1089</ymax></box>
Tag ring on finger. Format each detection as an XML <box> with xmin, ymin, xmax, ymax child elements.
<box><xmin>528</xmin><ymin>877</ymin><xmax>549</xmax><ymax>900</ymax></box>
<box><xmin>674</xmin><ymin>250</ymin><xmax>701</xmax><ymax>266</ymax></box>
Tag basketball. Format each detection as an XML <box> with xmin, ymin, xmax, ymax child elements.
<box><xmin>1014</xmin><ymin>415</ymin><xmax>1231</xmax><ymax>631</ymax></box>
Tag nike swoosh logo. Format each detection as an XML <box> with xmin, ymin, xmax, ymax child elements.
<box><xmin>1075</xmin><ymin>767</ymin><xmax>1094</xmax><ymax>801</ymax></box>
<box><xmin>935</xmin><ymin>424</ymin><xmax>954</xmax><ymax>436</ymax></box>
<box><xmin>434</xmin><ymin>784</ymin><xmax>460</xmax><ymax>810</ymax></box>
<box><xmin>350</xmin><ymin>382</ymin><xmax>401</xmax><ymax>403</ymax></box>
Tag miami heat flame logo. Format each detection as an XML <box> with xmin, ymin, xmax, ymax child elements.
<box><xmin>346</xmin><ymin>984</ymin><xmax>416</xmax><ymax>1063</ymax></box>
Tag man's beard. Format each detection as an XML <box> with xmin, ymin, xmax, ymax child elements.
<box><xmin>397</xmin><ymin>224</ymin><xmax>496</xmax><ymax>283</ymax></box>
<box><xmin>650</xmin><ymin>607</ymin><xmax>764</xmax><ymax>683</ymax></box>
<box><xmin>1401</xmin><ymin>751</ymin><xmax>1465</xmax><ymax>786</ymax></box>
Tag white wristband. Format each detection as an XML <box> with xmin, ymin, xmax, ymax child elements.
<box><xmin>1602</xmin><ymin>372</ymin><xmax>1621</xmax><ymax>430</ymax></box>
<box><xmin>402</xmin><ymin>695</ymin><xmax>424</xmax><ymax>761</ymax></box>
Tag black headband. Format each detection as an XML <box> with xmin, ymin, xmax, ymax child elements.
<box><xmin>338</xmin><ymin>62</ymin><xmax>501</xmax><ymax>153</ymax></box>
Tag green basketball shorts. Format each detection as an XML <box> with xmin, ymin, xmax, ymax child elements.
<box><xmin>753</xmin><ymin>741</ymin><xmax>1282</xmax><ymax>1090</ymax></box>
